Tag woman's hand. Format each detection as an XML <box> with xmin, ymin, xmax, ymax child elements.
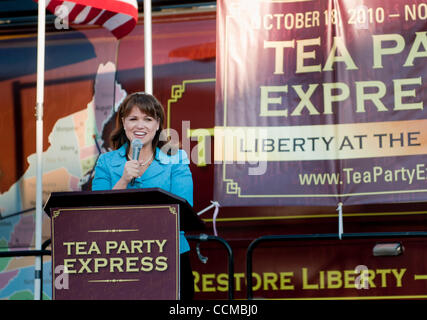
<box><xmin>122</xmin><ymin>160</ymin><xmax>140</xmax><ymax>182</ymax></box>
<box><xmin>113</xmin><ymin>160</ymin><xmax>140</xmax><ymax>189</ymax></box>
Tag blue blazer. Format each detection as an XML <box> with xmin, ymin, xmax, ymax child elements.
<box><xmin>92</xmin><ymin>144</ymin><xmax>193</xmax><ymax>253</ymax></box>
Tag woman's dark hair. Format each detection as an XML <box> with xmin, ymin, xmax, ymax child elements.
<box><xmin>110</xmin><ymin>92</ymin><xmax>172</xmax><ymax>155</ymax></box>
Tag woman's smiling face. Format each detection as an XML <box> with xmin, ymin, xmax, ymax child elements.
<box><xmin>122</xmin><ymin>105</ymin><xmax>159</xmax><ymax>147</ymax></box>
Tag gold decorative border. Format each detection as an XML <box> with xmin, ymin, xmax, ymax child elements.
<box><xmin>224</xmin><ymin>178</ymin><xmax>241</xmax><ymax>195</ymax></box>
<box><xmin>88</xmin><ymin>229</ymin><xmax>139</xmax><ymax>233</ymax></box>
<box><xmin>167</xmin><ymin>78</ymin><xmax>216</xmax><ymax>137</ymax></box>
<box><xmin>88</xmin><ymin>279</ymin><xmax>139</xmax><ymax>283</ymax></box>
<box><xmin>202</xmin><ymin>210</ymin><xmax>427</xmax><ymax>223</ymax></box>
<box><xmin>169</xmin><ymin>206</ymin><xmax>177</xmax><ymax>215</ymax></box>
<box><xmin>52</xmin><ymin>205</ymin><xmax>175</xmax><ymax>214</ymax></box>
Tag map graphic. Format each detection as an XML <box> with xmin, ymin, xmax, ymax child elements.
<box><xmin>0</xmin><ymin>62</ymin><xmax>126</xmax><ymax>299</ymax></box>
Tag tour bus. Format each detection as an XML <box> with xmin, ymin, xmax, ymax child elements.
<box><xmin>0</xmin><ymin>0</ymin><xmax>426</xmax><ymax>300</ymax></box>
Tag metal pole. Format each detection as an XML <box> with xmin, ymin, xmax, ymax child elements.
<box><xmin>34</xmin><ymin>0</ymin><xmax>46</xmax><ymax>300</ymax></box>
<box><xmin>144</xmin><ymin>0</ymin><xmax>153</xmax><ymax>94</ymax></box>
<box><xmin>187</xmin><ymin>235</ymin><xmax>235</xmax><ymax>300</ymax></box>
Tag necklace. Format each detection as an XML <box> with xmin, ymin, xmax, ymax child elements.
<box><xmin>128</xmin><ymin>153</ymin><xmax>154</xmax><ymax>166</ymax></box>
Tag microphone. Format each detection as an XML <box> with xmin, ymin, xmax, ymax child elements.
<box><xmin>130</xmin><ymin>138</ymin><xmax>143</xmax><ymax>186</ymax></box>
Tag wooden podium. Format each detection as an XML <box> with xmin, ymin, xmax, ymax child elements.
<box><xmin>44</xmin><ymin>188</ymin><xmax>204</xmax><ymax>300</ymax></box>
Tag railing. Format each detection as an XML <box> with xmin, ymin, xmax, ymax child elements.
<box><xmin>0</xmin><ymin>239</ymin><xmax>52</xmax><ymax>299</ymax></box>
<box><xmin>187</xmin><ymin>234</ymin><xmax>234</xmax><ymax>300</ymax></box>
<box><xmin>246</xmin><ymin>231</ymin><xmax>427</xmax><ymax>299</ymax></box>
<box><xmin>3</xmin><ymin>229</ymin><xmax>425</xmax><ymax>301</ymax></box>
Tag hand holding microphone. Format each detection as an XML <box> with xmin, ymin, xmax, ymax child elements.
<box><xmin>130</xmin><ymin>138</ymin><xmax>143</xmax><ymax>185</ymax></box>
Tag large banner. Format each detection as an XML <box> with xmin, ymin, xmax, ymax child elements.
<box><xmin>215</xmin><ymin>0</ymin><xmax>427</xmax><ymax>206</ymax></box>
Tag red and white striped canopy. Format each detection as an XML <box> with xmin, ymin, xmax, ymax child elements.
<box><xmin>36</xmin><ymin>0</ymin><xmax>139</xmax><ymax>39</ymax></box>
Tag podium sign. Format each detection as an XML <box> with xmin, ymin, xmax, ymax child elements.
<box><xmin>51</xmin><ymin>204</ymin><xmax>179</xmax><ymax>300</ymax></box>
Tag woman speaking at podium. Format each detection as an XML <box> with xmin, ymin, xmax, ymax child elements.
<box><xmin>92</xmin><ymin>92</ymin><xmax>194</xmax><ymax>300</ymax></box>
